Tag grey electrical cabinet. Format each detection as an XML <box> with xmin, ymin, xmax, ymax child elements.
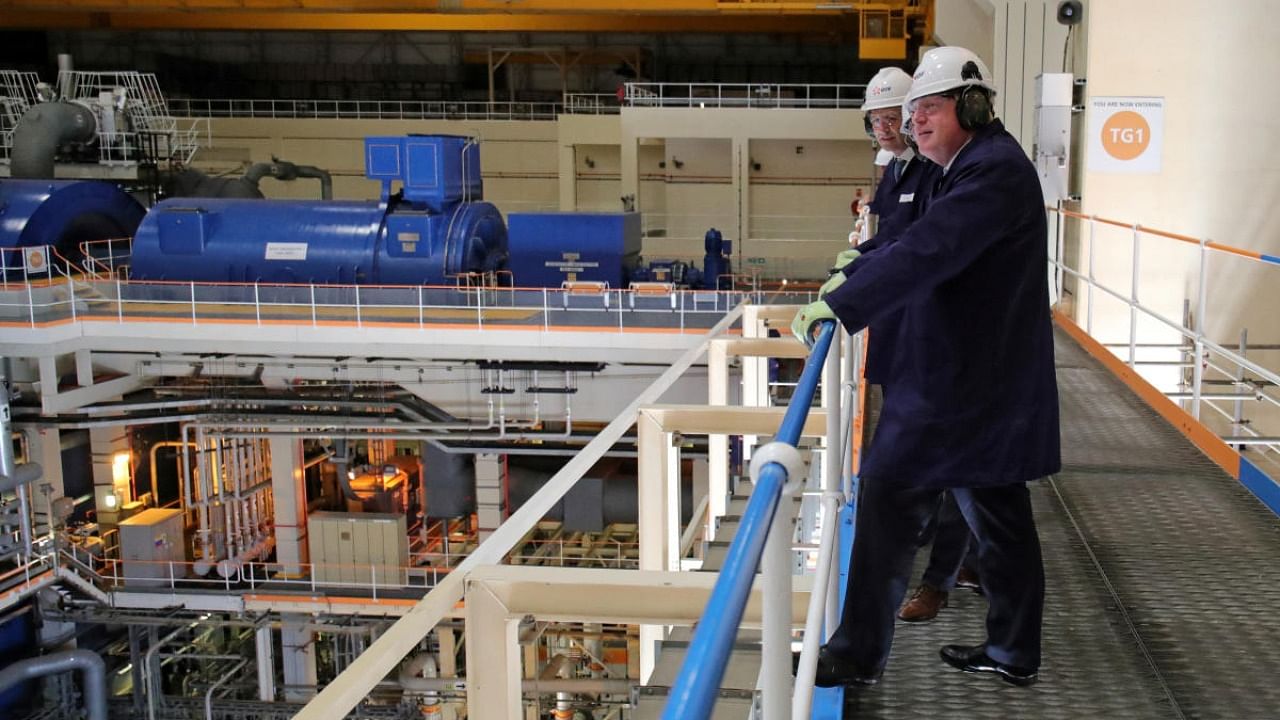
<box><xmin>308</xmin><ymin>512</ymin><xmax>408</xmax><ymax>588</ymax></box>
<box><xmin>119</xmin><ymin>508</ymin><xmax>187</xmax><ymax>587</ymax></box>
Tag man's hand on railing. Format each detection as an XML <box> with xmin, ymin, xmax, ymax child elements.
<box><xmin>791</xmin><ymin>300</ymin><xmax>837</xmax><ymax>347</ymax></box>
<box><xmin>832</xmin><ymin>248</ymin><xmax>861</xmax><ymax>273</ymax></box>
<box><xmin>818</xmin><ymin>271</ymin><xmax>846</xmax><ymax>299</ymax></box>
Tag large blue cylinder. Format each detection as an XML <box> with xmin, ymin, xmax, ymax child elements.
<box><xmin>129</xmin><ymin>197</ymin><xmax>507</xmax><ymax>285</ymax></box>
<box><xmin>0</xmin><ymin>179</ymin><xmax>145</xmax><ymax>266</ymax></box>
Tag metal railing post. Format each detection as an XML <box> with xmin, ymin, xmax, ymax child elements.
<box><xmin>1128</xmin><ymin>225</ymin><xmax>1141</xmax><ymax>366</ymax></box>
<box><xmin>190</xmin><ymin>281</ymin><xmax>197</xmax><ymax>325</ymax></box>
<box><xmin>1233</xmin><ymin>329</ymin><xmax>1248</xmax><ymax>448</ymax></box>
<box><xmin>760</xmin><ymin>489</ymin><xmax>791</xmax><ymax>719</ymax></box>
<box><xmin>254</xmin><ymin>282</ymin><xmax>261</xmax><ymax>326</ymax></box>
<box><xmin>660</xmin><ymin>321</ymin><xmax>835</xmax><ymax>720</ymax></box>
<box><xmin>1087</xmin><ymin>216</ymin><xmax>1097</xmax><ymax>335</ymax></box>
<box><xmin>1191</xmin><ymin>238</ymin><xmax>1209</xmax><ymax>419</ymax></box>
<box><xmin>310</xmin><ymin>284</ymin><xmax>317</xmax><ymax>327</ymax></box>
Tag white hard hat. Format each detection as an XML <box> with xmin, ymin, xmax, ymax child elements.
<box><xmin>903</xmin><ymin>46</ymin><xmax>996</xmax><ymax>112</ymax></box>
<box><xmin>862</xmin><ymin>67</ymin><xmax>913</xmax><ymax>112</ymax></box>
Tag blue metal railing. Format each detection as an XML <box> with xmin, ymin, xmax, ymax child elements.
<box><xmin>661</xmin><ymin>320</ymin><xmax>837</xmax><ymax>719</ymax></box>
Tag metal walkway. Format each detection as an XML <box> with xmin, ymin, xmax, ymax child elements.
<box><xmin>842</xmin><ymin>325</ymin><xmax>1280</xmax><ymax>719</ymax></box>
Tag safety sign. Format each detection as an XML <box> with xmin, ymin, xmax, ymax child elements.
<box><xmin>1087</xmin><ymin>96</ymin><xmax>1164</xmax><ymax>174</ymax></box>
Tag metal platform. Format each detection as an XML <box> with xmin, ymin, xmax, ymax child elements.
<box><xmin>841</xmin><ymin>325</ymin><xmax>1280</xmax><ymax>718</ymax></box>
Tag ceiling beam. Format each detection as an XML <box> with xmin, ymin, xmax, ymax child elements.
<box><xmin>0</xmin><ymin>10</ymin><xmax>866</xmax><ymax>32</ymax></box>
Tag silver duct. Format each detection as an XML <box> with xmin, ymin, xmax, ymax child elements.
<box><xmin>10</xmin><ymin>101</ymin><xmax>97</xmax><ymax>179</ymax></box>
<box><xmin>0</xmin><ymin>649</ymin><xmax>107</xmax><ymax>720</ymax></box>
<box><xmin>243</xmin><ymin>159</ymin><xmax>334</xmax><ymax>200</ymax></box>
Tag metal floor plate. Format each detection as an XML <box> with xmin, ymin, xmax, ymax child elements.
<box><xmin>841</xmin><ymin>326</ymin><xmax>1280</xmax><ymax>719</ymax></box>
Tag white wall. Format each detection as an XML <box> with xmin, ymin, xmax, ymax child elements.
<box><xmin>1080</xmin><ymin>0</ymin><xmax>1280</xmax><ymax>435</ymax></box>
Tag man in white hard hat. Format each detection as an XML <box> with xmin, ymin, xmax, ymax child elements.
<box><xmin>793</xmin><ymin>46</ymin><xmax>1060</xmax><ymax>687</ymax></box>
<box><xmin>836</xmin><ymin>67</ymin><xmax>981</xmax><ymax>626</ymax></box>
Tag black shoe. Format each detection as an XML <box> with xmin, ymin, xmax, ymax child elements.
<box><xmin>939</xmin><ymin>644</ymin><xmax>1037</xmax><ymax>686</ymax></box>
<box><xmin>813</xmin><ymin>646</ymin><xmax>883</xmax><ymax>687</ymax></box>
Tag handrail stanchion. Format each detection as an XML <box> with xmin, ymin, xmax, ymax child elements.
<box><xmin>1129</xmin><ymin>224</ymin><xmax>1140</xmax><ymax>367</ymax></box>
<box><xmin>1087</xmin><ymin>216</ymin><xmax>1096</xmax><ymax>335</ymax></box>
<box><xmin>1191</xmin><ymin>238</ymin><xmax>1209</xmax><ymax>420</ymax></box>
<box><xmin>660</xmin><ymin>320</ymin><xmax>836</xmax><ymax>720</ymax></box>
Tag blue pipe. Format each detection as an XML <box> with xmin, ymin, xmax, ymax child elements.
<box><xmin>661</xmin><ymin>319</ymin><xmax>837</xmax><ymax>720</ymax></box>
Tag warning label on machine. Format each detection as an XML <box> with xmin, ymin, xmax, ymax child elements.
<box><xmin>265</xmin><ymin>242</ymin><xmax>308</xmax><ymax>261</ymax></box>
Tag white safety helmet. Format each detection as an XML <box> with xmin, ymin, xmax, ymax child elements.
<box><xmin>903</xmin><ymin>46</ymin><xmax>996</xmax><ymax>113</ymax></box>
<box><xmin>862</xmin><ymin>67</ymin><xmax>913</xmax><ymax>112</ymax></box>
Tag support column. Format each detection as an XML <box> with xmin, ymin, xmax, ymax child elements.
<box><xmin>620</xmin><ymin>136</ymin><xmax>639</xmax><ymax>212</ymax></box>
<box><xmin>464</xmin><ymin>580</ymin><xmax>521</xmax><ymax>720</ymax></box>
<box><xmin>255</xmin><ymin>624</ymin><xmax>276</xmax><ymax>702</ymax></box>
<box><xmin>474</xmin><ymin>453</ymin><xmax>503</xmax><ymax>543</ymax></box>
<box><xmin>89</xmin><ymin>426</ymin><xmax>129</xmax><ymax>531</ymax></box>
<box><xmin>33</xmin><ymin>427</ymin><xmax>66</xmax><ymax>507</ymax></box>
<box><xmin>269</xmin><ymin>437</ymin><xmax>308</xmax><ymax>574</ymax></box>
<box><xmin>733</xmin><ymin>136</ymin><xmax>751</xmax><ymax>261</ymax></box>
<box><xmin>74</xmin><ymin>349</ymin><xmax>93</xmax><ymax>387</ymax></box>
<box><xmin>281</xmin><ymin>615</ymin><xmax>317</xmax><ymax>703</ymax></box>
<box><xmin>707</xmin><ymin>340</ymin><xmax>730</xmax><ymax>540</ymax></box>
<box><xmin>558</xmin><ymin>143</ymin><xmax>577</xmax><ymax>211</ymax></box>
<box><xmin>636</xmin><ymin>410</ymin><xmax>676</xmax><ymax>683</ymax></box>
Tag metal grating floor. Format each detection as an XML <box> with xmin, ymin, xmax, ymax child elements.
<box><xmin>842</xmin><ymin>326</ymin><xmax>1280</xmax><ymax>719</ymax></box>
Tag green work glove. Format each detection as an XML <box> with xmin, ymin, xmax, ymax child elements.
<box><xmin>818</xmin><ymin>271</ymin><xmax>845</xmax><ymax>298</ymax></box>
<box><xmin>790</xmin><ymin>299</ymin><xmax>837</xmax><ymax>347</ymax></box>
<box><xmin>832</xmin><ymin>248</ymin><xmax>861</xmax><ymax>272</ymax></box>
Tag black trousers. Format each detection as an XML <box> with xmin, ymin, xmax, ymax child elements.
<box><xmin>824</xmin><ymin>478</ymin><xmax>1045</xmax><ymax>671</ymax></box>
<box><xmin>919</xmin><ymin>490</ymin><xmax>976</xmax><ymax>591</ymax></box>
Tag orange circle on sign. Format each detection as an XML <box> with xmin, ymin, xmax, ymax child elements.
<box><xmin>1101</xmin><ymin>111</ymin><xmax>1151</xmax><ymax>161</ymax></box>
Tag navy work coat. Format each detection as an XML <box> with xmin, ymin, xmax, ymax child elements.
<box><xmin>825</xmin><ymin>120</ymin><xmax>1061</xmax><ymax>489</ymax></box>
<box><xmin>856</xmin><ymin>154</ymin><xmax>938</xmax><ymax>384</ymax></box>
<box><xmin>865</xmin><ymin>152</ymin><xmax>933</xmax><ymax>247</ymax></box>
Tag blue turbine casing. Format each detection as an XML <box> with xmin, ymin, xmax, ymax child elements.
<box><xmin>0</xmin><ymin>179</ymin><xmax>145</xmax><ymax>262</ymax></box>
<box><xmin>130</xmin><ymin>197</ymin><xmax>508</xmax><ymax>285</ymax></box>
<box><xmin>129</xmin><ymin>135</ymin><xmax>507</xmax><ymax>285</ymax></box>
<box><xmin>506</xmin><ymin>212</ymin><xmax>641</xmax><ymax>288</ymax></box>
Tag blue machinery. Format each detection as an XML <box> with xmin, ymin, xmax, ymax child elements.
<box><xmin>0</xmin><ymin>179</ymin><xmax>145</xmax><ymax>268</ymax></box>
<box><xmin>661</xmin><ymin>320</ymin><xmax>840</xmax><ymax>720</ymax></box>
<box><xmin>130</xmin><ymin>135</ymin><xmax>508</xmax><ymax>285</ymax></box>
<box><xmin>1</xmin><ymin>135</ymin><xmax>734</xmax><ymax>289</ymax></box>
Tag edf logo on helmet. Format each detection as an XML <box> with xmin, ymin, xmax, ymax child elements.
<box><xmin>1089</xmin><ymin>96</ymin><xmax>1165</xmax><ymax>173</ymax></box>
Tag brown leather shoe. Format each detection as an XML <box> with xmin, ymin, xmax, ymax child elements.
<box><xmin>955</xmin><ymin>567</ymin><xmax>982</xmax><ymax>593</ymax></box>
<box><xmin>898</xmin><ymin>585</ymin><xmax>948</xmax><ymax>622</ymax></box>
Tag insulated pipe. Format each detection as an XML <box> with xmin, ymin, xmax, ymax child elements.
<box><xmin>10</xmin><ymin>101</ymin><xmax>97</xmax><ymax>179</ymax></box>
<box><xmin>0</xmin><ymin>389</ymin><xmax>36</xmax><ymax>561</ymax></box>
<box><xmin>0</xmin><ymin>649</ymin><xmax>107</xmax><ymax>720</ymax></box>
<box><xmin>242</xmin><ymin>160</ymin><xmax>333</xmax><ymax>201</ymax></box>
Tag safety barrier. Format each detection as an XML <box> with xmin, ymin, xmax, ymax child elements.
<box><xmin>1049</xmin><ymin>208</ymin><xmax>1280</xmax><ymax>476</ymax></box>
<box><xmin>0</xmin><ymin>248</ymin><xmax>774</xmax><ymax>334</ymax></box>
<box><xmin>624</xmin><ymin>82</ymin><xmax>866</xmax><ymax>109</ymax></box>
<box><xmin>661</xmin><ymin>320</ymin><xmax>837</xmax><ymax>719</ymax></box>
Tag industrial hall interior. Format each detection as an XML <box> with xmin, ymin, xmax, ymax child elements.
<box><xmin>0</xmin><ymin>0</ymin><xmax>1278</xmax><ymax>718</ymax></box>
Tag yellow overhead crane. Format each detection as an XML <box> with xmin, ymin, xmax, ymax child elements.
<box><xmin>0</xmin><ymin>1</ymin><xmax>932</xmax><ymax>58</ymax></box>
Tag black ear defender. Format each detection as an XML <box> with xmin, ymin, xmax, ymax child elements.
<box><xmin>955</xmin><ymin>61</ymin><xmax>994</xmax><ymax>130</ymax></box>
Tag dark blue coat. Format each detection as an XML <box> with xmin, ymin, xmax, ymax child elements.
<box><xmin>857</xmin><ymin>155</ymin><xmax>938</xmax><ymax>384</ymax></box>
<box><xmin>825</xmin><ymin>120</ymin><xmax>1060</xmax><ymax>489</ymax></box>
<box><xmin>865</xmin><ymin>152</ymin><xmax>933</xmax><ymax>249</ymax></box>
